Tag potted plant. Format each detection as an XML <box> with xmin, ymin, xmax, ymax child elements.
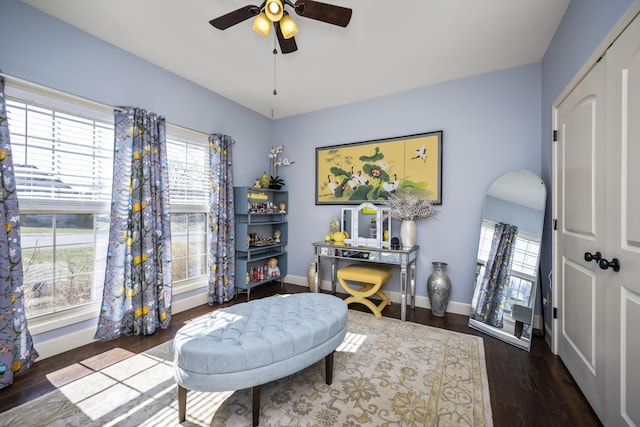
<box><xmin>267</xmin><ymin>145</ymin><xmax>295</xmax><ymax>189</ymax></box>
<box><xmin>269</xmin><ymin>175</ymin><xmax>285</xmax><ymax>190</ymax></box>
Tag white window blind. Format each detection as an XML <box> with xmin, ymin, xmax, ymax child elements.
<box><xmin>166</xmin><ymin>136</ymin><xmax>209</xmax><ymax>206</ymax></box>
<box><xmin>5</xmin><ymin>99</ymin><xmax>113</xmax><ymax>201</ymax></box>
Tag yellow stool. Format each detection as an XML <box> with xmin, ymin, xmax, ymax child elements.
<box><xmin>337</xmin><ymin>264</ymin><xmax>392</xmax><ymax>318</ymax></box>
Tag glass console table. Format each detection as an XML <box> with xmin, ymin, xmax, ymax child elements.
<box><xmin>311</xmin><ymin>241</ymin><xmax>419</xmax><ymax>321</ymax></box>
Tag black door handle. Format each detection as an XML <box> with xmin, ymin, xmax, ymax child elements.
<box><xmin>598</xmin><ymin>257</ymin><xmax>620</xmax><ymax>272</ymax></box>
<box><xmin>584</xmin><ymin>251</ymin><xmax>601</xmax><ymax>263</ymax></box>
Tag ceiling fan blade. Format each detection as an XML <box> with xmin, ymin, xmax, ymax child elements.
<box><xmin>209</xmin><ymin>5</ymin><xmax>260</xmax><ymax>30</ymax></box>
<box><xmin>275</xmin><ymin>21</ymin><xmax>298</xmax><ymax>54</ymax></box>
<box><xmin>293</xmin><ymin>0</ymin><xmax>352</xmax><ymax>27</ymax></box>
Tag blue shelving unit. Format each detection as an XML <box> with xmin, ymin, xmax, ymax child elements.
<box><xmin>234</xmin><ymin>186</ymin><xmax>288</xmax><ymax>299</ymax></box>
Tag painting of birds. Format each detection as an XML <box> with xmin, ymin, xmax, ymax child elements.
<box><xmin>328</xmin><ymin>175</ymin><xmax>338</xmax><ymax>192</ymax></box>
<box><xmin>383</xmin><ymin>173</ymin><xmax>399</xmax><ymax>193</ymax></box>
<box><xmin>316</xmin><ymin>131</ymin><xmax>441</xmax><ymax>204</ymax></box>
<box><xmin>411</xmin><ymin>145</ymin><xmax>427</xmax><ymax>163</ymax></box>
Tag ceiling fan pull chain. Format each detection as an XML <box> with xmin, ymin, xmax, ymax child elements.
<box><xmin>273</xmin><ymin>36</ymin><xmax>278</xmax><ymax>95</ymax></box>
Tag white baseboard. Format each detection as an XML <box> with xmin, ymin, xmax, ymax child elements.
<box><xmin>285</xmin><ymin>274</ymin><xmax>472</xmax><ymax>316</ymax></box>
<box><xmin>533</xmin><ymin>314</ymin><xmax>543</xmax><ymax>331</ymax></box>
<box><xmin>34</xmin><ymin>326</ymin><xmax>98</xmax><ymax>361</ymax></box>
<box><xmin>286</xmin><ymin>274</ymin><xmax>545</xmax><ymax>325</ymax></box>
<box><xmin>171</xmin><ymin>291</ymin><xmax>209</xmax><ymax>314</ymax></box>
<box><xmin>545</xmin><ymin>322</ymin><xmax>554</xmax><ymax>352</ymax></box>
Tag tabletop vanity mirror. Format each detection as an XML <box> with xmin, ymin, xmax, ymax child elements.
<box><xmin>469</xmin><ymin>170</ymin><xmax>546</xmax><ymax>351</ymax></box>
<box><xmin>341</xmin><ymin>202</ymin><xmax>391</xmax><ymax>248</ymax></box>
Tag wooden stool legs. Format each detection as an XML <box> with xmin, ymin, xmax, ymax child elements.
<box><xmin>337</xmin><ymin>265</ymin><xmax>392</xmax><ymax>318</ymax></box>
<box><xmin>178</xmin><ymin>385</ymin><xmax>187</xmax><ymax>423</ymax></box>
<box><xmin>342</xmin><ymin>282</ymin><xmax>390</xmax><ymax>318</ymax></box>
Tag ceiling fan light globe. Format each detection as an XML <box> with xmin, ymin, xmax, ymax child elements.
<box><xmin>268</xmin><ymin>1</ymin><xmax>280</xmax><ymax>14</ymax></box>
<box><xmin>280</xmin><ymin>15</ymin><xmax>298</xmax><ymax>39</ymax></box>
<box><xmin>265</xmin><ymin>0</ymin><xmax>284</xmax><ymax>21</ymax></box>
<box><xmin>252</xmin><ymin>13</ymin><xmax>271</xmax><ymax>36</ymax></box>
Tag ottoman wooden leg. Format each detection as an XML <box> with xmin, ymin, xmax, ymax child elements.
<box><xmin>325</xmin><ymin>351</ymin><xmax>335</xmax><ymax>385</ymax></box>
<box><xmin>252</xmin><ymin>385</ymin><xmax>261</xmax><ymax>426</ymax></box>
<box><xmin>177</xmin><ymin>385</ymin><xmax>187</xmax><ymax>422</ymax></box>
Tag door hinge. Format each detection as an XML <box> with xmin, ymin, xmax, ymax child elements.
<box><xmin>596</xmin><ymin>50</ymin><xmax>608</xmax><ymax>63</ymax></box>
<box><xmin>553</xmin><ymin>219</ymin><xmax>557</xmax><ymax>230</ymax></box>
<box><xmin>553</xmin><ymin>307</ymin><xmax>558</xmax><ymax>319</ymax></box>
<box><xmin>553</xmin><ymin>130</ymin><xmax>558</xmax><ymax>141</ymax></box>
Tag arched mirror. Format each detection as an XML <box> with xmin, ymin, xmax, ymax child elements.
<box><xmin>469</xmin><ymin>170</ymin><xmax>546</xmax><ymax>351</ymax></box>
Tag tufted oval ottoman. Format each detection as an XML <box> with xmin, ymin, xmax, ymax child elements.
<box><xmin>173</xmin><ymin>293</ymin><xmax>348</xmax><ymax>426</ymax></box>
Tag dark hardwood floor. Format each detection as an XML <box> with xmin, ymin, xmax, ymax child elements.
<box><xmin>0</xmin><ymin>283</ymin><xmax>602</xmax><ymax>426</ymax></box>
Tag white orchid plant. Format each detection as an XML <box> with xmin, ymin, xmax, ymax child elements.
<box><xmin>268</xmin><ymin>145</ymin><xmax>295</xmax><ymax>185</ymax></box>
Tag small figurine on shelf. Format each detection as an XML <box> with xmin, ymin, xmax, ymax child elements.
<box><xmin>267</xmin><ymin>257</ymin><xmax>280</xmax><ymax>277</ymax></box>
<box><xmin>279</xmin><ymin>202</ymin><xmax>286</xmax><ymax>213</ymax></box>
<box><xmin>254</xmin><ymin>178</ymin><xmax>261</xmax><ymax>188</ymax></box>
<box><xmin>273</xmin><ymin>229</ymin><xmax>281</xmax><ymax>243</ymax></box>
<box><xmin>260</xmin><ymin>172</ymin><xmax>270</xmax><ymax>188</ymax></box>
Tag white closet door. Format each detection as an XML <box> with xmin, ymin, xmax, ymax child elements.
<box><xmin>604</xmin><ymin>12</ymin><xmax>640</xmax><ymax>426</ymax></box>
<box><xmin>555</xmin><ymin>11</ymin><xmax>640</xmax><ymax>425</ymax></box>
<box><xmin>555</xmin><ymin>57</ymin><xmax>607</xmax><ymax>421</ymax></box>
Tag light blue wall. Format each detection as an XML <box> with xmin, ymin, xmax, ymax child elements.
<box><xmin>2</xmin><ymin>0</ymin><xmax>636</xmax><ymax>342</ymax></box>
<box><xmin>540</xmin><ymin>0</ymin><xmax>633</xmax><ymax>330</ymax></box>
<box><xmin>274</xmin><ymin>64</ymin><xmax>542</xmax><ymax>306</ymax></box>
<box><xmin>0</xmin><ymin>0</ymin><xmax>274</xmax><ymax>344</ymax></box>
<box><xmin>0</xmin><ymin>0</ymin><xmax>273</xmax><ymax>187</ymax></box>
<box><xmin>277</xmin><ymin>0</ymin><xmax>636</xmax><ymax>326</ymax></box>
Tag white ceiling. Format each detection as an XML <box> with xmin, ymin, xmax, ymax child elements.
<box><xmin>22</xmin><ymin>0</ymin><xmax>569</xmax><ymax>119</ymax></box>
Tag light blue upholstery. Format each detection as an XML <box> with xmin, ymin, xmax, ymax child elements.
<box><xmin>173</xmin><ymin>293</ymin><xmax>348</xmax><ymax>392</ymax></box>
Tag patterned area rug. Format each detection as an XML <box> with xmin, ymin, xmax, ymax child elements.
<box><xmin>0</xmin><ymin>310</ymin><xmax>492</xmax><ymax>426</ymax></box>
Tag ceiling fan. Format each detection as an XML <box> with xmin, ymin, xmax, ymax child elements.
<box><xmin>209</xmin><ymin>0</ymin><xmax>352</xmax><ymax>54</ymax></box>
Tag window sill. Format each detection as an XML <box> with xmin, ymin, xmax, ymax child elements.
<box><xmin>29</xmin><ymin>303</ymin><xmax>100</xmax><ymax>336</ymax></box>
<box><xmin>28</xmin><ymin>277</ymin><xmax>209</xmax><ymax>335</ymax></box>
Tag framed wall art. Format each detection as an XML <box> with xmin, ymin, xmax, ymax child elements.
<box><xmin>316</xmin><ymin>131</ymin><xmax>443</xmax><ymax>205</ymax></box>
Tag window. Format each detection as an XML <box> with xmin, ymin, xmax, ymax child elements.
<box><xmin>5</xmin><ymin>94</ymin><xmax>114</xmax><ymax>318</ymax></box>
<box><xmin>20</xmin><ymin>213</ymin><xmax>110</xmax><ymax>317</ymax></box>
<box><xmin>477</xmin><ymin>221</ymin><xmax>540</xmax><ymax>278</ymax></box>
<box><xmin>476</xmin><ymin>220</ymin><xmax>540</xmax><ymax>311</ymax></box>
<box><xmin>5</xmin><ymin>79</ymin><xmax>211</xmax><ymax>320</ymax></box>
<box><xmin>166</xmin><ymin>128</ymin><xmax>210</xmax><ymax>284</ymax></box>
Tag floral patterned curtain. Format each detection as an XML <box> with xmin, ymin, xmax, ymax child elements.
<box><xmin>95</xmin><ymin>107</ymin><xmax>172</xmax><ymax>339</ymax></box>
<box><xmin>471</xmin><ymin>222</ymin><xmax>518</xmax><ymax>328</ymax></box>
<box><xmin>208</xmin><ymin>134</ymin><xmax>235</xmax><ymax>304</ymax></box>
<box><xmin>0</xmin><ymin>77</ymin><xmax>39</xmax><ymax>389</ymax></box>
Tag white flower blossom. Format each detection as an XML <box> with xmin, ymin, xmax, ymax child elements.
<box><xmin>269</xmin><ymin>146</ymin><xmax>295</xmax><ymax>178</ymax></box>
